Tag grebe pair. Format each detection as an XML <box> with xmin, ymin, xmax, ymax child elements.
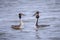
<box><xmin>11</xmin><ymin>11</ymin><xmax>50</xmax><ymax>30</ymax></box>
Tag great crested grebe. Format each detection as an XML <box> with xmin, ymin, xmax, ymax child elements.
<box><xmin>11</xmin><ymin>13</ymin><xmax>25</xmax><ymax>30</ymax></box>
<box><xmin>33</xmin><ymin>11</ymin><xmax>50</xmax><ymax>28</ymax></box>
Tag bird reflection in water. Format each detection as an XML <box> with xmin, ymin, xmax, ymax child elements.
<box><xmin>35</xmin><ymin>27</ymin><xmax>41</xmax><ymax>40</ymax></box>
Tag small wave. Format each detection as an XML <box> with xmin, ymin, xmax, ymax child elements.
<box><xmin>40</xmin><ymin>17</ymin><xmax>60</xmax><ymax>21</ymax></box>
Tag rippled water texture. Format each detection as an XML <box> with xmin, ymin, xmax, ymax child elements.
<box><xmin>0</xmin><ymin>0</ymin><xmax>60</xmax><ymax>40</ymax></box>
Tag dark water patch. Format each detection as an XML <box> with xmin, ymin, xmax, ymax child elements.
<box><xmin>0</xmin><ymin>6</ymin><xmax>3</xmax><ymax>8</ymax></box>
<box><xmin>56</xmin><ymin>0</ymin><xmax>60</xmax><ymax>3</ymax></box>
<box><xmin>52</xmin><ymin>30</ymin><xmax>60</xmax><ymax>32</ymax></box>
<box><xmin>42</xmin><ymin>17</ymin><xmax>57</xmax><ymax>20</ymax></box>
<box><xmin>0</xmin><ymin>2</ymin><xmax>18</xmax><ymax>8</ymax></box>
<box><xmin>49</xmin><ymin>37</ymin><xmax>60</xmax><ymax>40</ymax></box>
<box><xmin>55</xmin><ymin>2</ymin><xmax>60</xmax><ymax>5</ymax></box>
<box><xmin>0</xmin><ymin>32</ymin><xmax>8</xmax><ymax>40</ymax></box>
<box><xmin>0</xmin><ymin>32</ymin><xmax>17</xmax><ymax>40</ymax></box>
<box><xmin>0</xmin><ymin>32</ymin><xmax>6</xmax><ymax>35</ymax></box>
<box><xmin>3</xmin><ymin>3</ymin><xmax>17</xmax><ymax>7</ymax></box>
<box><xmin>50</xmin><ymin>10</ymin><xmax>60</xmax><ymax>12</ymax></box>
<box><xmin>0</xmin><ymin>2</ymin><xmax>4</xmax><ymax>5</ymax></box>
<box><xmin>40</xmin><ymin>17</ymin><xmax>60</xmax><ymax>22</ymax></box>
<box><xmin>54</xmin><ymin>24</ymin><xmax>60</xmax><ymax>27</ymax></box>
<box><xmin>7</xmin><ymin>0</ymin><xmax>18</xmax><ymax>2</ymax></box>
<box><xmin>0</xmin><ymin>38</ymin><xmax>9</xmax><ymax>40</ymax></box>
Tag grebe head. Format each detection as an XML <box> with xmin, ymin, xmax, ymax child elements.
<box><xmin>19</xmin><ymin>13</ymin><xmax>22</xmax><ymax>15</ymax></box>
<box><xmin>19</xmin><ymin>13</ymin><xmax>22</xmax><ymax>19</ymax></box>
<box><xmin>36</xmin><ymin>11</ymin><xmax>39</xmax><ymax>14</ymax></box>
<box><xmin>35</xmin><ymin>11</ymin><xmax>40</xmax><ymax>17</ymax></box>
<box><xmin>18</xmin><ymin>13</ymin><xmax>25</xmax><ymax>19</ymax></box>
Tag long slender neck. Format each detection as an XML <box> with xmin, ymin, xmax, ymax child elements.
<box><xmin>36</xmin><ymin>18</ymin><xmax>38</xmax><ymax>26</ymax></box>
<box><xmin>19</xmin><ymin>19</ymin><xmax>22</xmax><ymax>26</ymax></box>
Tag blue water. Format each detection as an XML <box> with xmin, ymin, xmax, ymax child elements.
<box><xmin>0</xmin><ymin>0</ymin><xmax>60</xmax><ymax>40</ymax></box>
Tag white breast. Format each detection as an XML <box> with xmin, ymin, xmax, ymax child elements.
<box><xmin>19</xmin><ymin>20</ymin><xmax>24</xmax><ymax>28</ymax></box>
